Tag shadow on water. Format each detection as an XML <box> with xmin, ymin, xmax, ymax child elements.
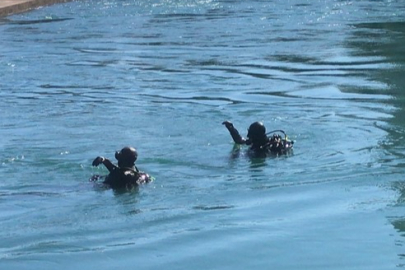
<box><xmin>91</xmin><ymin>178</ymin><xmax>142</xmax><ymax>215</ymax></box>
<box><xmin>228</xmin><ymin>144</ymin><xmax>282</xmax><ymax>160</ymax></box>
<box><xmin>347</xmin><ymin>21</ymin><xmax>405</xmax><ymax>144</ymax></box>
<box><xmin>346</xmin><ymin>21</ymin><xmax>405</xmax><ymax>165</ymax></box>
<box><xmin>389</xmin><ymin>181</ymin><xmax>405</xmax><ymax>263</ymax></box>
<box><xmin>0</xmin><ymin>17</ymin><xmax>73</xmax><ymax>25</ymax></box>
<box><xmin>347</xmin><ymin>21</ymin><xmax>405</xmax><ymax>261</ymax></box>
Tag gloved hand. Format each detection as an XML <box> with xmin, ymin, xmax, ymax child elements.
<box><xmin>222</xmin><ymin>121</ymin><xmax>234</xmax><ymax>130</ymax></box>
<box><xmin>92</xmin><ymin>156</ymin><xmax>105</xmax><ymax>166</ymax></box>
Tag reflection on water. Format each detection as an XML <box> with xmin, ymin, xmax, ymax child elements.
<box><xmin>348</xmin><ymin>20</ymin><xmax>405</xmax><ymax>265</ymax></box>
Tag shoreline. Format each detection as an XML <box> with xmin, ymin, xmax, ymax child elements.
<box><xmin>0</xmin><ymin>0</ymin><xmax>74</xmax><ymax>17</ymax></box>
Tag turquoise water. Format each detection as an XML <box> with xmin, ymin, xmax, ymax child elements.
<box><xmin>1</xmin><ymin>0</ymin><xmax>405</xmax><ymax>269</ymax></box>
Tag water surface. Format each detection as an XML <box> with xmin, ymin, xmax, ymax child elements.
<box><xmin>1</xmin><ymin>0</ymin><xmax>405</xmax><ymax>269</ymax></box>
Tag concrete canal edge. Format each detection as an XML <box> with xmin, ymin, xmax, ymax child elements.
<box><xmin>0</xmin><ymin>0</ymin><xmax>74</xmax><ymax>17</ymax></box>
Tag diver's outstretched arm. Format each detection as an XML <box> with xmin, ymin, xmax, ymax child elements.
<box><xmin>222</xmin><ymin>121</ymin><xmax>247</xmax><ymax>144</ymax></box>
<box><xmin>92</xmin><ymin>157</ymin><xmax>117</xmax><ymax>172</ymax></box>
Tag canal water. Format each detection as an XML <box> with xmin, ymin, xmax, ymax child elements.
<box><xmin>1</xmin><ymin>0</ymin><xmax>405</xmax><ymax>269</ymax></box>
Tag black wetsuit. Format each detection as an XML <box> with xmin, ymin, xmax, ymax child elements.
<box><xmin>92</xmin><ymin>155</ymin><xmax>151</xmax><ymax>189</ymax></box>
<box><xmin>226</xmin><ymin>124</ymin><xmax>293</xmax><ymax>154</ymax></box>
<box><xmin>104</xmin><ymin>167</ymin><xmax>150</xmax><ymax>189</ymax></box>
<box><xmin>104</xmin><ymin>166</ymin><xmax>151</xmax><ymax>189</ymax></box>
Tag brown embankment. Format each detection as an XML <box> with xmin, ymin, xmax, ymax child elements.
<box><xmin>0</xmin><ymin>0</ymin><xmax>73</xmax><ymax>17</ymax></box>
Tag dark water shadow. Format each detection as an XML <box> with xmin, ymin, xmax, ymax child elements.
<box><xmin>90</xmin><ymin>175</ymin><xmax>141</xmax><ymax>196</ymax></box>
<box><xmin>346</xmin><ymin>21</ymin><xmax>405</xmax><ymax>165</ymax></box>
<box><xmin>227</xmin><ymin>144</ymin><xmax>294</xmax><ymax>176</ymax></box>
<box><xmin>348</xmin><ymin>21</ymin><xmax>405</xmax><ymax>262</ymax></box>
<box><xmin>90</xmin><ymin>175</ymin><xmax>142</xmax><ymax>215</ymax></box>
<box><xmin>0</xmin><ymin>18</ymin><xmax>73</xmax><ymax>25</ymax></box>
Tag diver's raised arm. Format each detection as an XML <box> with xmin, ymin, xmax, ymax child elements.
<box><xmin>222</xmin><ymin>121</ymin><xmax>247</xmax><ymax>144</ymax></box>
<box><xmin>92</xmin><ymin>156</ymin><xmax>117</xmax><ymax>172</ymax></box>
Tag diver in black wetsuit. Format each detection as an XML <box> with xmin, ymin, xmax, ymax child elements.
<box><xmin>91</xmin><ymin>146</ymin><xmax>151</xmax><ymax>189</ymax></box>
<box><xmin>222</xmin><ymin>121</ymin><xmax>293</xmax><ymax>154</ymax></box>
